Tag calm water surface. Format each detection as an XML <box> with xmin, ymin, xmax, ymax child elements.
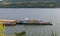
<box><xmin>0</xmin><ymin>8</ymin><xmax>60</xmax><ymax>36</ymax></box>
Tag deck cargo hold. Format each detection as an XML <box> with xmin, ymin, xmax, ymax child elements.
<box><xmin>16</xmin><ymin>18</ymin><xmax>53</xmax><ymax>25</ymax></box>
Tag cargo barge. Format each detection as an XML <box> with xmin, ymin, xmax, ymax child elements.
<box><xmin>17</xmin><ymin>22</ymin><xmax>52</xmax><ymax>25</ymax></box>
<box><xmin>16</xmin><ymin>21</ymin><xmax>52</xmax><ymax>25</ymax></box>
<box><xmin>0</xmin><ymin>18</ymin><xmax>53</xmax><ymax>26</ymax></box>
<box><xmin>16</xmin><ymin>18</ymin><xmax>53</xmax><ymax>25</ymax></box>
<box><xmin>0</xmin><ymin>20</ymin><xmax>16</xmax><ymax>26</ymax></box>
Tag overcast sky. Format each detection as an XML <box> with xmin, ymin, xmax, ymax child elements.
<box><xmin>0</xmin><ymin>0</ymin><xmax>2</xmax><ymax>1</ymax></box>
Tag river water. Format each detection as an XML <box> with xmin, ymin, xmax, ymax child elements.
<box><xmin>0</xmin><ymin>8</ymin><xmax>60</xmax><ymax>36</ymax></box>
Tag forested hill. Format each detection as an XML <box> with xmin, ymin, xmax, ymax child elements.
<box><xmin>0</xmin><ymin>0</ymin><xmax>56</xmax><ymax>8</ymax></box>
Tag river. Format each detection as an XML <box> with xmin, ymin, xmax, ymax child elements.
<box><xmin>0</xmin><ymin>8</ymin><xmax>60</xmax><ymax>36</ymax></box>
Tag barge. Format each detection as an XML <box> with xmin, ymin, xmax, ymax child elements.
<box><xmin>16</xmin><ymin>18</ymin><xmax>53</xmax><ymax>25</ymax></box>
<box><xmin>17</xmin><ymin>22</ymin><xmax>52</xmax><ymax>25</ymax></box>
<box><xmin>16</xmin><ymin>21</ymin><xmax>52</xmax><ymax>25</ymax></box>
<box><xmin>0</xmin><ymin>20</ymin><xmax>16</xmax><ymax>26</ymax></box>
<box><xmin>0</xmin><ymin>18</ymin><xmax>53</xmax><ymax>26</ymax></box>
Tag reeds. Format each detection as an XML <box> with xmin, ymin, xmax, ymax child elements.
<box><xmin>15</xmin><ymin>31</ymin><xmax>26</xmax><ymax>36</ymax></box>
<box><xmin>51</xmin><ymin>31</ymin><xmax>57</xmax><ymax>36</ymax></box>
<box><xmin>14</xmin><ymin>31</ymin><xmax>58</xmax><ymax>36</ymax></box>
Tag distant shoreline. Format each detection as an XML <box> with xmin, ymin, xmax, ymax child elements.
<box><xmin>0</xmin><ymin>2</ymin><xmax>56</xmax><ymax>8</ymax></box>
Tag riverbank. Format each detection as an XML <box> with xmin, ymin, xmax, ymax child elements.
<box><xmin>0</xmin><ymin>2</ymin><xmax>56</xmax><ymax>8</ymax></box>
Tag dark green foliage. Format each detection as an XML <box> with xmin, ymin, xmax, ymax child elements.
<box><xmin>0</xmin><ymin>2</ymin><xmax>56</xmax><ymax>8</ymax></box>
<box><xmin>15</xmin><ymin>31</ymin><xmax>26</xmax><ymax>36</ymax></box>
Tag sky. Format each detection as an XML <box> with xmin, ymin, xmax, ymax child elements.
<box><xmin>0</xmin><ymin>0</ymin><xmax>2</xmax><ymax>1</ymax></box>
